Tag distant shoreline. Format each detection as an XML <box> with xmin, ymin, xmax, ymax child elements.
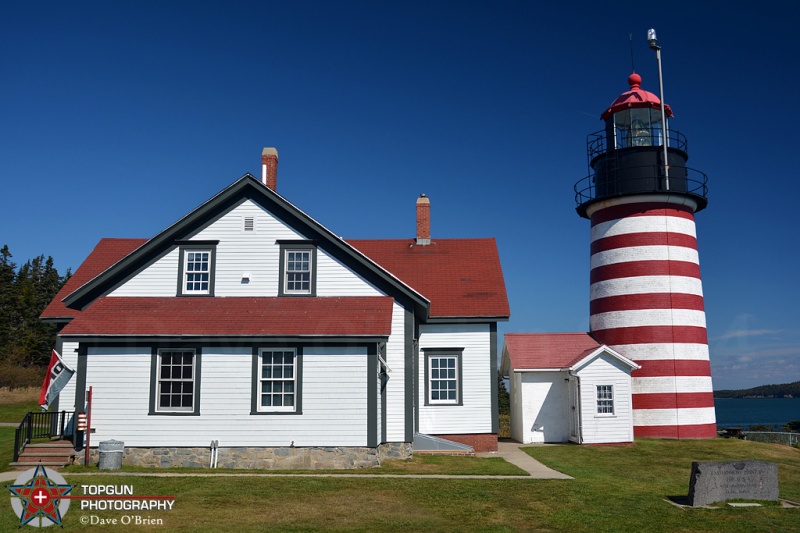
<box><xmin>714</xmin><ymin>396</ymin><xmax>795</xmax><ymax>399</ymax></box>
<box><xmin>713</xmin><ymin>381</ymin><xmax>799</xmax><ymax>399</ymax></box>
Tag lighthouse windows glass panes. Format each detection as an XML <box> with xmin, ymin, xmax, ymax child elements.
<box><xmin>612</xmin><ymin>108</ymin><xmax>664</xmax><ymax>148</ymax></box>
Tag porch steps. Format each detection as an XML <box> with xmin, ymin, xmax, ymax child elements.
<box><xmin>11</xmin><ymin>441</ymin><xmax>76</xmax><ymax>470</ymax></box>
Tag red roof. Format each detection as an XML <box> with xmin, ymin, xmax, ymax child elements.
<box><xmin>347</xmin><ymin>238</ymin><xmax>510</xmax><ymax>319</ymax></box>
<box><xmin>601</xmin><ymin>72</ymin><xmax>674</xmax><ymax>121</ymax></box>
<box><xmin>41</xmin><ymin>238</ymin><xmax>147</xmax><ymax>319</ymax></box>
<box><xmin>44</xmin><ymin>235</ymin><xmax>509</xmax><ymax>325</ymax></box>
<box><xmin>60</xmin><ymin>296</ymin><xmax>393</xmax><ymax>336</ymax></box>
<box><xmin>504</xmin><ymin>332</ymin><xmax>601</xmax><ymax>370</ymax></box>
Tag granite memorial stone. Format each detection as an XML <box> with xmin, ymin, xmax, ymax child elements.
<box><xmin>687</xmin><ymin>460</ymin><xmax>779</xmax><ymax>507</ymax></box>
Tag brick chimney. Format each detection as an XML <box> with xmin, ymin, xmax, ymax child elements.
<box><xmin>416</xmin><ymin>194</ymin><xmax>431</xmax><ymax>245</ymax></box>
<box><xmin>261</xmin><ymin>147</ymin><xmax>278</xmax><ymax>190</ymax></box>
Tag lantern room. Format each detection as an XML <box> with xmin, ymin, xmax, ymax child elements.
<box><xmin>574</xmin><ymin>73</ymin><xmax>708</xmax><ymax>218</ymax></box>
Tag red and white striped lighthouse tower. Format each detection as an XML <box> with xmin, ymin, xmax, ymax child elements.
<box><xmin>574</xmin><ymin>70</ymin><xmax>716</xmax><ymax>439</ymax></box>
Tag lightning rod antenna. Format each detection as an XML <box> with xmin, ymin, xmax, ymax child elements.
<box><xmin>629</xmin><ymin>33</ymin><xmax>636</xmax><ymax>71</ymax></box>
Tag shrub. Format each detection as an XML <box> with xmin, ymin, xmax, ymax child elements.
<box><xmin>0</xmin><ymin>362</ymin><xmax>44</xmax><ymax>389</ymax></box>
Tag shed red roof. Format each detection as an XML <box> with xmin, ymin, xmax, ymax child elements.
<box><xmin>504</xmin><ymin>332</ymin><xmax>601</xmax><ymax>370</ymax></box>
<box><xmin>347</xmin><ymin>238</ymin><xmax>509</xmax><ymax>319</ymax></box>
<box><xmin>41</xmin><ymin>238</ymin><xmax>147</xmax><ymax>320</ymax></box>
<box><xmin>60</xmin><ymin>296</ymin><xmax>393</xmax><ymax>336</ymax></box>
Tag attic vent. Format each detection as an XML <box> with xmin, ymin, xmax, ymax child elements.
<box><xmin>244</xmin><ymin>217</ymin><xmax>255</xmax><ymax>232</ymax></box>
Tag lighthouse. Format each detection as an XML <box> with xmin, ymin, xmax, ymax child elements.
<box><xmin>574</xmin><ymin>61</ymin><xmax>716</xmax><ymax>437</ymax></box>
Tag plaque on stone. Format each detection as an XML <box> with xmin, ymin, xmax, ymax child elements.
<box><xmin>687</xmin><ymin>460</ymin><xmax>779</xmax><ymax>507</ymax></box>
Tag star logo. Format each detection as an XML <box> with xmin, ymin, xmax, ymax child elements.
<box><xmin>8</xmin><ymin>465</ymin><xmax>72</xmax><ymax>527</ymax></box>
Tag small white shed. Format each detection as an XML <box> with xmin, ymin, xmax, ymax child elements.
<box><xmin>501</xmin><ymin>333</ymin><xmax>639</xmax><ymax>445</ymax></box>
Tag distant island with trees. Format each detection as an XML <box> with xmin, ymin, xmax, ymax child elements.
<box><xmin>714</xmin><ymin>381</ymin><xmax>799</xmax><ymax>399</ymax></box>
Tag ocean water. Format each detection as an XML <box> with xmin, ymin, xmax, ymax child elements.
<box><xmin>714</xmin><ymin>397</ymin><xmax>800</xmax><ymax>429</ymax></box>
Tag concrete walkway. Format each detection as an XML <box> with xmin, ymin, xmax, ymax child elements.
<box><xmin>476</xmin><ymin>441</ymin><xmax>572</xmax><ymax>479</ymax></box>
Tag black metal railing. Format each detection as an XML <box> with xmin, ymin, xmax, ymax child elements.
<box><xmin>587</xmin><ymin>128</ymin><xmax>688</xmax><ymax>163</ymax></box>
<box><xmin>13</xmin><ymin>410</ymin><xmax>74</xmax><ymax>462</ymax></box>
<box><xmin>574</xmin><ymin>164</ymin><xmax>708</xmax><ymax>207</ymax></box>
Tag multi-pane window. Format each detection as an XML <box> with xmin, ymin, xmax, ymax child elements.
<box><xmin>284</xmin><ymin>250</ymin><xmax>311</xmax><ymax>294</ymax></box>
<box><xmin>184</xmin><ymin>251</ymin><xmax>210</xmax><ymax>294</ymax></box>
<box><xmin>596</xmin><ymin>385</ymin><xmax>614</xmax><ymax>415</ymax></box>
<box><xmin>259</xmin><ymin>350</ymin><xmax>296</xmax><ymax>411</ymax></box>
<box><xmin>429</xmin><ymin>355</ymin><xmax>458</xmax><ymax>404</ymax></box>
<box><xmin>157</xmin><ymin>350</ymin><xmax>195</xmax><ymax>412</ymax></box>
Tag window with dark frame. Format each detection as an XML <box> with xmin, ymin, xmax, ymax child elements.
<box><xmin>284</xmin><ymin>250</ymin><xmax>311</xmax><ymax>293</ymax></box>
<box><xmin>184</xmin><ymin>250</ymin><xmax>210</xmax><ymax>294</ymax></box>
<box><xmin>177</xmin><ymin>243</ymin><xmax>217</xmax><ymax>297</ymax></box>
<box><xmin>429</xmin><ymin>356</ymin><xmax>458</xmax><ymax>403</ymax></box>
<box><xmin>423</xmin><ymin>348</ymin><xmax>463</xmax><ymax>406</ymax></box>
<box><xmin>278</xmin><ymin>242</ymin><xmax>316</xmax><ymax>296</ymax></box>
<box><xmin>157</xmin><ymin>350</ymin><xmax>196</xmax><ymax>412</ymax></box>
<box><xmin>259</xmin><ymin>349</ymin><xmax>297</xmax><ymax>412</ymax></box>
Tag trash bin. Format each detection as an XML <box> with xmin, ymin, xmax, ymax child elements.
<box><xmin>98</xmin><ymin>440</ymin><xmax>124</xmax><ymax>470</ymax></box>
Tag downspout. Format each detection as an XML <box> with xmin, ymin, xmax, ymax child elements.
<box><xmin>570</xmin><ymin>373</ymin><xmax>583</xmax><ymax>444</ymax></box>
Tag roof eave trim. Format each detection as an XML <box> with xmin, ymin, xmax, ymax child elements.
<box><xmin>569</xmin><ymin>346</ymin><xmax>641</xmax><ymax>372</ymax></box>
<box><xmin>425</xmin><ymin>315</ymin><xmax>510</xmax><ymax>324</ymax></box>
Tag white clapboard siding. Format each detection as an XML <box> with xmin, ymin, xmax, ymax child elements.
<box><xmin>516</xmin><ymin>373</ymin><xmax>570</xmax><ymax>444</ymax></box>
<box><xmin>84</xmin><ymin>345</ymin><xmax>370</xmax><ymax>447</ymax></box>
<box><xmin>110</xmin><ymin>200</ymin><xmax>382</xmax><ymax>297</ymax></box>
<box><xmin>384</xmin><ymin>302</ymin><xmax>407</xmax><ymax>442</ymax></box>
<box><xmin>417</xmin><ymin>323</ymin><xmax>492</xmax><ymax>435</ymax></box>
<box><xmin>576</xmin><ymin>355</ymin><xmax>634</xmax><ymax>444</ymax></box>
<box><xmin>109</xmin><ymin>248</ymin><xmax>180</xmax><ymax>296</ymax></box>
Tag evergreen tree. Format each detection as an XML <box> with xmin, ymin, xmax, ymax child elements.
<box><xmin>0</xmin><ymin>246</ymin><xmax>69</xmax><ymax>368</ymax></box>
<box><xmin>0</xmin><ymin>245</ymin><xmax>17</xmax><ymax>352</ymax></box>
<box><xmin>498</xmin><ymin>371</ymin><xmax>510</xmax><ymax>416</ymax></box>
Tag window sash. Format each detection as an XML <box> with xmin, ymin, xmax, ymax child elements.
<box><xmin>284</xmin><ymin>250</ymin><xmax>312</xmax><ymax>294</ymax></box>
<box><xmin>184</xmin><ymin>250</ymin><xmax>211</xmax><ymax>294</ymax></box>
<box><xmin>429</xmin><ymin>355</ymin><xmax>459</xmax><ymax>404</ymax></box>
<box><xmin>596</xmin><ymin>385</ymin><xmax>614</xmax><ymax>415</ymax></box>
<box><xmin>259</xmin><ymin>349</ymin><xmax>297</xmax><ymax>412</ymax></box>
<box><xmin>157</xmin><ymin>350</ymin><xmax>196</xmax><ymax>412</ymax></box>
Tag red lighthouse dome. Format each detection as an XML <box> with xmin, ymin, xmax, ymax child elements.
<box><xmin>574</xmin><ymin>73</ymin><xmax>716</xmax><ymax>439</ymax></box>
<box><xmin>601</xmin><ymin>73</ymin><xmax>673</xmax><ymax>121</ymax></box>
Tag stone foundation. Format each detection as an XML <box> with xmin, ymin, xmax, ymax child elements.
<box><xmin>79</xmin><ymin>442</ymin><xmax>413</xmax><ymax>470</ymax></box>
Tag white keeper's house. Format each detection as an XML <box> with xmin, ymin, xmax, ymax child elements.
<box><xmin>41</xmin><ymin>148</ymin><xmax>510</xmax><ymax>469</ymax></box>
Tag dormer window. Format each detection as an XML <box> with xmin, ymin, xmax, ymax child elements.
<box><xmin>278</xmin><ymin>241</ymin><xmax>317</xmax><ymax>296</ymax></box>
<box><xmin>177</xmin><ymin>242</ymin><xmax>217</xmax><ymax>296</ymax></box>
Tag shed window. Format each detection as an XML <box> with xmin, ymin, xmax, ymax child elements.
<box><xmin>596</xmin><ymin>385</ymin><xmax>614</xmax><ymax>415</ymax></box>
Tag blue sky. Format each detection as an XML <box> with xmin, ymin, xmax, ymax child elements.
<box><xmin>2</xmin><ymin>1</ymin><xmax>797</xmax><ymax>389</ymax></box>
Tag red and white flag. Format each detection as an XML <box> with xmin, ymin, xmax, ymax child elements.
<box><xmin>38</xmin><ymin>350</ymin><xmax>75</xmax><ymax>411</ymax></box>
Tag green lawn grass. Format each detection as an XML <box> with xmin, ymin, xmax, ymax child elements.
<box><xmin>4</xmin><ymin>439</ymin><xmax>798</xmax><ymax>531</ymax></box>
<box><xmin>0</xmin><ymin>427</ymin><xmax>16</xmax><ymax>472</ymax></box>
